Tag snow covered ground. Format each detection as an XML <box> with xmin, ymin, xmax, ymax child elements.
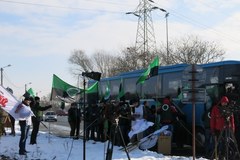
<box><xmin>0</xmin><ymin>126</ymin><xmax>208</xmax><ymax>160</ymax></box>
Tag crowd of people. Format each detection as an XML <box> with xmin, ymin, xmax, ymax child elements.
<box><xmin>71</xmin><ymin>96</ymin><xmax>182</xmax><ymax>151</ymax></box>
<box><xmin>1</xmin><ymin>89</ymin><xmax>240</xmax><ymax>158</ymax></box>
<box><xmin>69</xmin><ymin>93</ymin><xmax>240</xmax><ymax>159</ymax></box>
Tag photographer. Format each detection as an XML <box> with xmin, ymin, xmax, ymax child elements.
<box><xmin>210</xmin><ymin>96</ymin><xmax>235</xmax><ymax>158</ymax></box>
<box><xmin>210</xmin><ymin>96</ymin><xmax>235</xmax><ymax>136</ymax></box>
<box><xmin>114</xmin><ymin>101</ymin><xmax>131</xmax><ymax>146</ymax></box>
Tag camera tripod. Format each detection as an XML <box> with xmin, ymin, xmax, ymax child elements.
<box><xmin>105</xmin><ymin>118</ymin><xmax>131</xmax><ymax>160</ymax></box>
<box><xmin>211</xmin><ymin>119</ymin><xmax>240</xmax><ymax>160</ymax></box>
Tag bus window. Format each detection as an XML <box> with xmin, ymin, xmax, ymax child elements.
<box><xmin>206</xmin><ymin>85</ymin><xmax>220</xmax><ymax>105</ymax></box>
<box><xmin>99</xmin><ymin>81</ymin><xmax>107</xmax><ymax>98</ymax></box>
<box><xmin>110</xmin><ymin>80</ymin><xmax>120</xmax><ymax>99</ymax></box>
<box><xmin>162</xmin><ymin>72</ymin><xmax>181</xmax><ymax>97</ymax></box>
<box><xmin>141</xmin><ymin>76</ymin><xmax>160</xmax><ymax>98</ymax></box>
<box><xmin>124</xmin><ymin>77</ymin><xmax>138</xmax><ymax>100</ymax></box>
<box><xmin>225</xmin><ymin>82</ymin><xmax>240</xmax><ymax>103</ymax></box>
<box><xmin>205</xmin><ymin>67</ymin><xmax>219</xmax><ymax>84</ymax></box>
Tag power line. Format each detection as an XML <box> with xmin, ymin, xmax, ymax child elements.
<box><xmin>81</xmin><ymin>0</ymin><xmax>136</xmax><ymax>7</ymax></box>
<box><xmin>0</xmin><ymin>0</ymin><xmax>129</xmax><ymax>14</ymax></box>
<box><xmin>2</xmin><ymin>71</ymin><xmax>23</xmax><ymax>89</ymax></box>
<box><xmin>153</xmin><ymin>2</ymin><xmax>240</xmax><ymax>45</ymax></box>
<box><xmin>170</xmin><ymin>10</ymin><xmax>240</xmax><ymax>44</ymax></box>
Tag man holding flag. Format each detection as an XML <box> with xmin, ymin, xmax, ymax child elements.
<box><xmin>15</xmin><ymin>96</ymin><xmax>33</xmax><ymax>155</ymax></box>
<box><xmin>0</xmin><ymin>85</ymin><xmax>34</xmax><ymax>155</ymax></box>
<box><xmin>128</xmin><ymin>57</ymin><xmax>159</xmax><ymax>144</ymax></box>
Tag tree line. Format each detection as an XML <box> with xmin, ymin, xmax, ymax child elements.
<box><xmin>68</xmin><ymin>35</ymin><xmax>225</xmax><ymax>79</ymax></box>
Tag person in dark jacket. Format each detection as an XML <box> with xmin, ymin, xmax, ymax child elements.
<box><xmin>30</xmin><ymin>96</ymin><xmax>52</xmax><ymax>144</ymax></box>
<box><xmin>68</xmin><ymin>102</ymin><xmax>81</xmax><ymax>139</ymax></box>
<box><xmin>85</xmin><ymin>103</ymin><xmax>100</xmax><ymax>141</ymax></box>
<box><xmin>202</xmin><ymin>105</ymin><xmax>214</xmax><ymax>157</ymax></box>
<box><xmin>157</xmin><ymin>96</ymin><xmax>178</xmax><ymax>132</ymax></box>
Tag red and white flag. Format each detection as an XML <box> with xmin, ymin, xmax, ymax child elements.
<box><xmin>0</xmin><ymin>85</ymin><xmax>33</xmax><ymax>120</ymax></box>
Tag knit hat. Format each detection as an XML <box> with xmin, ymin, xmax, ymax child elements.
<box><xmin>35</xmin><ymin>96</ymin><xmax>40</xmax><ymax>101</ymax></box>
<box><xmin>220</xmin><ymin>96</ymin><xmax>229</xmax><ymax>103</ymax></box>
<box><xmin>24</xmin><ymin>97</ymin><xmax>31</xmax><ymax>101</ymax></box>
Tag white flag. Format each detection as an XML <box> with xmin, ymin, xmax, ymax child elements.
<box><xmin>0</xmin><ymin>85</ymin><xmax>34</xmax><ymax>120</ymax></box>
<box><xmin>128</xmin><ymin>119</ymin><xmax>154</xmax><ymax>139</ymax></box>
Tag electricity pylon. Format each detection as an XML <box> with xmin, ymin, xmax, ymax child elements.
<box><xmin>127</xmin><ymin>0</ymin><xmax>157</xmax><ymax>68</ymax></box>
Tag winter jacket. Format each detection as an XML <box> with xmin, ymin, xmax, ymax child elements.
<box><xmin>158</xmin><ymin>98</ymin><xmax>178</xmax><ymax>124</ymax></box>
<box><xmin>210</xmin><ymin>104</ymin><xmax>235</xmax><ymax>133</ymax></box>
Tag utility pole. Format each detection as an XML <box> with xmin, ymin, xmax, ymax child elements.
<box><xmin>126</xmin><ymin>0</ymin><xmax>157</xmax><ymax>68</ymax></box>
<box><xmin>1</xmin><ymin>64</ymin><xmax>11</xmax><ymax>86</ymax></box>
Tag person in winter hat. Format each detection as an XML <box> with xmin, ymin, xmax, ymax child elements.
<box><xmin>30</xmin><ymin>96</ymin><xmax>52</xmax><ymax>145</ymax></box>
<box><xmin>210</xmin><ymin>96</ymin><xmax>235</xmax><ymax>135</ymax></box>
<box><xmin>210</xmin><ymin>96</ymin><xmax>235</xmax><ymax>159</ymax></box>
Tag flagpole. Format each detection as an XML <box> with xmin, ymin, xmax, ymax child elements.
<box><xmin>83</xmin><ymin>75</ymin><xmax>86</xmax><ymax>160</ymax></box>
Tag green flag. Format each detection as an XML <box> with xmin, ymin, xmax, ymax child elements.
<box><xmin>50</xmin><ymin>74</ymin><xmax>80</xmax><ymax>102</ymax></box>
<box><xmin>27</xmin><ymin>88</ymin><xmax>35</xmax><ymax>97</ymax></box>
<box><xmin>117</xmin><ymin>79</ymin><xmax>125</xmax><ymax>101</ymax></box>
<box><xmin>86</xmin><ymin>81</ymin><xmax>98</xmax><ymax>94</ymax></box>
<box><xmin>136</xmin><ymin>57</ymin><xmax>159</xmax><ymax>84</ymax></box>
<box><xmin>104</xmin><ymin>81</ymin><xmax>110</xmax><ymax>100</ymax></box>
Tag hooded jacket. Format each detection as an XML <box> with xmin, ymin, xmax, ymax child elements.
<box><xmin>210</xmin><ymin>96</ymin><xmax>235</xmax><ymax>133</ymax></box>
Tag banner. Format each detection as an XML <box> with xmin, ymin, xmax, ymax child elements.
<box><xmin>50</xmin><ymin>74</ymin><xmax>81</xmax><ymax>103</ymax></box>
<box><xmin>0</xmin><ymin>85</ymin><xmax>33</xmax><ymax>120</ymax></box>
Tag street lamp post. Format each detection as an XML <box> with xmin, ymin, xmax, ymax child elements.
<box><xmin>1</xmin><ymin>64</ymin><xmax>11</xmax><ymax>86</ymax></box>
<box><xmin>25</xmin><ymin>82</ymin><xmax>32</xmax><ymax>92</ymax></box>
<box><xmin>151</xmin><ymin>7</ymin><xmax>169</xmax><ymax>64</ymax></box>
<box><xmin>165</xmin><ymin>12</ymin><xmax>169</xmax><ymax>64</ymax></box>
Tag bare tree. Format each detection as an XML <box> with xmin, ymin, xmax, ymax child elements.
<box><xmin>68</xmin><ymin>50</ymin><xmax>93</xmax><ymax>76</ymax></box>
<box><xmin>158</xmin><ymin>35</ymin><xmax>225</xmax><ymax>65</ymax></box>
<box><xmin>111</xmin><ymin>46</ymin><xmax>157</xmax><ymax>75</ymax></box>
<box><xmin>92</xmin><ymin>51</ymin><xmax>116</xmax><ymax>78</ymax></box>
<box><xmin>68</xmin><ymin>49</ymin><xmax>118</xmax><ymax>78</ymax></box>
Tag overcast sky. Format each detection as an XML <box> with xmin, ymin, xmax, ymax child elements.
<box><xmin>0</xmin><ymin>0</ymin><xmax>240</xmax><ymax>98</ymax></box>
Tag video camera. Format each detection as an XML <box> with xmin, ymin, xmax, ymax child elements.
<box><xmin>104</xmin><ymin>101</ymin><xmax>131</xmax><ymax>122</ymax></box>
<box><xmin>219</xmin><ymin>100</ymin><xmax>240</xmax><ymax>119</ymax></box>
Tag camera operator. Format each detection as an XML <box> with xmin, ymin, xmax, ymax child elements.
<box><xmin>210</xmin><ymin>96</ymin><xmax>235</xmax><ymax>157</ymax></box>
<box><xmin>85</xmin><ymin>103</ymin><xmax>99</xmax><ymax>141</ymax></box>
<box><xmin>112</xmin><ymin>101</ymin><xmax>131</xmax><ymax>147</ymax></box>
<box><xmin>210</xmin><ymin>96</ymin><xmax>235</xmax><ymax>135</ymax></box>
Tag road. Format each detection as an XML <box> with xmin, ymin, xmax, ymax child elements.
<box><xmin>39</xmin><ymin>116</ymin><xmax>83</xmax><ymax>138</ymax></box>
